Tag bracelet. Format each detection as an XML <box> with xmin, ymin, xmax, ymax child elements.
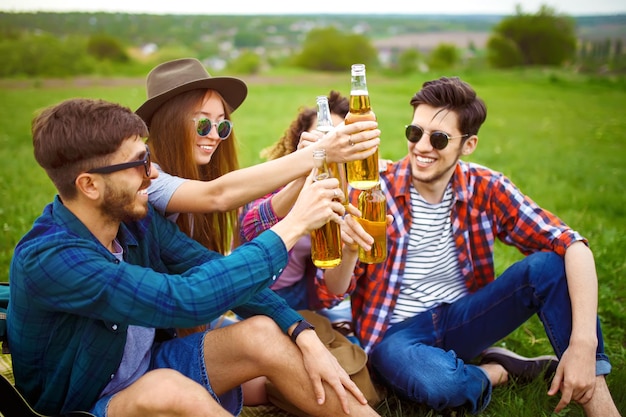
<box><xmin>290</xmin><ymin>319</ymin><xmax>315</xmax><ymax>343</ymax></box>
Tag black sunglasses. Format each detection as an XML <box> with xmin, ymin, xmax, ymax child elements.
<box><xmin>405</xmin><ymin>124</ymin><xmax>468</xmax><ymax>150</ymax></box>
<box><xmin>87</xmin><ymin>145</ymin><xmax>151</xmax><ymax>177</ymax></box>
<box><xmin>193</xmin><ymin>117</ymin><xmax>233</xmax><ymax>140</ymax></box>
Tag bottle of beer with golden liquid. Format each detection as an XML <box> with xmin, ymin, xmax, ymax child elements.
<box><xmin>345</xmin><ymin>63</ymin><xmax>378</xmax><ymax>190</ymax></box>
<box><xmin>310</xmin><ymin>149</ymin><xmax>342</xmax><ymax>268</ymax></box>
<box><xmin>316</xmin><ymin>95</ymin><xmax>348</xmax><ymax>206</ymax></box>
<box><xmin>357</xmin><ymin>183</ymin><xmax>387</xmax><ymax>264</ymax></box>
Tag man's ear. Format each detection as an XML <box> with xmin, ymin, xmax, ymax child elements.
<box><xmin>75</xmin><ymin>173</ymin><xmax>102</xmax><ymax>201</ymax></box>
<box><xmin>461</xmin><ymin>135</ymin><xmax>478</xmax><ymax>155</ymax></box>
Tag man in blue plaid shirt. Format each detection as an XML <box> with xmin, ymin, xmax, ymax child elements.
<box><xmin>7</xmin><ymin>98</ymin><xmax>380</xmax><ymax>417</ymax></box>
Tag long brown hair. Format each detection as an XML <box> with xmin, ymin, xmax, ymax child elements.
<box><xmin>148</xmin><ymin>89</ymin><xmax>239</xmax><ymax>254</ymax></box>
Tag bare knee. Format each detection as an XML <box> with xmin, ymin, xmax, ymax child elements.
<box><xmin>238</xmin><ymin>316</ymin><xmax>286</xmax><ymax>349</ymax></box>
<box><xmin>111</xmin><ymin>369</ymin><xmax>217</xmax><ymax>415</ymax></box>
<box><xmin>137</xmin><ymin>369</ymin><xmax>195</xmax><ymax>406</ymax></box>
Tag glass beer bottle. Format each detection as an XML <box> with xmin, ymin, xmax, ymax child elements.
<box><xmin>310</xmin><ymin>149</ymin><xmax>342</xmax><ymax>268</ymax></box>
<box><xmin>357</xmin><ymin>183</ymin><xmax>387</xmax><ymax>264</ymax></box>
<box><xmin>345</xmin><ymin>63</ymin><xmax>378</xmax><ymax>190</ymax></box>
<box><xmin>316</xmin><ymin>95</ymin><xmax>348</xmax><ymax>206</ymax></box>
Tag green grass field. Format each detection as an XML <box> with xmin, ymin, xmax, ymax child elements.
<box><xmin>0</xmin><ymin>69</ymin><xmax>624</xmax><ymax>416</ymax></box>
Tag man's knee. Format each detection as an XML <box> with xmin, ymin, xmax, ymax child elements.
<box><xmin>233</xmin><ymin>316</ymin><xmax>288</xmax><ymax>357</ymax></box>
<box><xmin>112</xmin><ymin>369</ymin><xmax>213</xmax><ymax>414</ymax></box>
<box><xmin>239</xmin><ymin>315</ymin><xmax>284</xmax><ymax>340</ymax></box>
<box><xmin>527</xmin><ymin>251</ymin><xmax>565</xmax><ymax>280</ymax></box>
<box><xmin>138</xmin><ymin>369</ymin><xmax>199</xmax><ymax>403</ymax></box>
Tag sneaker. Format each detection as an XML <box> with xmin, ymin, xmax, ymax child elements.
<box><xmin>480</xmin><ymin>346</ymin><xmax>558</xmax><ymax>382</ymax></box>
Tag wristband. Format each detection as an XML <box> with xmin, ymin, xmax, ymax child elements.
<box><xmin>290</xmin><ymin>319</ymin><xmax>315</xmax><ymax>343</ymax></box>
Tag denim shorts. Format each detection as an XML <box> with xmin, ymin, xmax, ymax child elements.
<box><xmin>90</xmin><ymin>331</ymin><xmax>243</xmax><ymax>416</ymax></box>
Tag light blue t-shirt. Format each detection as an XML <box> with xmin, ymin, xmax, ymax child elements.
<box><xmin>99</xmin><ymin>240</ymin><xmax>155</xmax><ymax>398</ymax></box>
<box><xmin>147</xmin><ymin>163</ymin><xmax>187</xmax><ymax>222</ymax></box>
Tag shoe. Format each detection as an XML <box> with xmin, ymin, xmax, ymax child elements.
<box><xmin>480</xmin><ymin>346</ymin><xmax>558</xmax><ymax>382</ymax></box>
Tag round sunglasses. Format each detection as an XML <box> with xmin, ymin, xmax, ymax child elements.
<box><xmin>405</xmin><ymin>124</ymin><xmax>468</xmax><ymax>150</ymax></box>
<box><xmin>193</xmin><ymin>117</ymin><xmax>233</xmax><ymax>140</ymax></box>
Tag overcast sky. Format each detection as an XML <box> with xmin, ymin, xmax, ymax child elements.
<box><xmin>1</xmin><ymin>0</ymin><xmax>625</xmax><ymax>15</ymax></box>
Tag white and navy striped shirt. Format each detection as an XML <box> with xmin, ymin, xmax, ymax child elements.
<box><xmin>390</xmin><ymin>183</ymin><xmax>467</xmax><ymax>324</ymax></box>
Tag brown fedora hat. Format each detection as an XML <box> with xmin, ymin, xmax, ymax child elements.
<box><xmin>136</xmin><ymin>58</ymin><xmax>248</xmax><ymax>127</ymax></box>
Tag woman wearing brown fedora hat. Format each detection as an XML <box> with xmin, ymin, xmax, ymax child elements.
<box><xmin>136</xmin><ymin>58</ymin><xmax>383</xmax><ymax>410</ymax></box>
<box><xmin>136</xmin><ymin>58</ymin><xmax>379</xmax><ymax>259</ymax></box>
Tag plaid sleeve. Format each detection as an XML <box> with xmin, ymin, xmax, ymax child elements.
<box><xmin>491</xmin><ymin>172</ymin><xmax>586</xmax><ymax>256</ymax></box>
<box><xmin>239</xmin><ymin>190</ymin><xmax>283</xmax><ymax>242</ymax></box>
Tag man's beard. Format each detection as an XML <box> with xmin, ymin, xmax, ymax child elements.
<box><xmin>101</xmin><ymin>178</ymin><xmax>149</xmax><ymax>223</ymax></box>
<box><xmin>412</xmin><ymin>152</ymin><xmax>460</xmax><ymax>185</ymax></box>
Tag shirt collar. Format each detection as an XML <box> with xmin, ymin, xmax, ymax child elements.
<box><xmin>51</xmin><ymin>195</ymin><xmax>141</xmax><ymax>249</ymax></box>
<box><xmin>391</xmin><ymin>157</ymin><xmax>471</xmax><ymax>204</ymax></box>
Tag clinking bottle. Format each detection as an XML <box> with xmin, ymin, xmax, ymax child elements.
<box><xmin>316</xmin><ymin>95</ymin><xmax>348</xmax><ymax>206</ymax></box>
<box><xmin>345</xmin><ymin>63</ymin><xmax>378</xmax><ymax>190</ymax></box>
<box><xmin>310</xmin><ymin>148</ymin><xmax>342</xmax><ymax>268</ymax></box>
<box><xmin>357</xmin><ymin>183</ymin><xmax>387</xmax><ymax>264</ymax></box>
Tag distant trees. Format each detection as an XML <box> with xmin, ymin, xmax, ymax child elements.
<box><xmin>228</xmin><ymin>51</ymin><xmax>262</xmax><ymax>74</ymax></box>
<box><xmin>292</xmin><ymin>27</ymin><xmax>378</xmax><ymax>72</ymax></box>
<box><xmin>579</xmin><ymin>38</ymin><xmax>626</xmax><ymax>73</ymax></box>
<box><xmin>87</xmin><ymin>34</ymin><xmax>129</xmax><ymax>62</ymax></box>
<box><xmin>0</xmin><ymin>33</ymin><xmax>96</xmax><ymax>77</ymax></box>
<box><xmin>487</xmin><ymin>5</ymin><xmax>577</xmax><ymax>68</ymax></box>
<box><xmin>396</xmin><ymin>49</ymin><xmax>422</xmax><ymax>74</ymax></box>
<box><xmin>427</xmin><ymin>43</ymin><xmax>461</xmax><ymax>70</ymax></box>
<box><xmin>0</xmin><ymin>11</ymin><xmax>621</xmax><ymax>77</ymax></box>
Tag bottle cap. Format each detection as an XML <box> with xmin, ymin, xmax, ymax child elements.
<box><xmin>351</xmin><ymin>64</ymin><xmax>366</xmax><ymax>75</ymax></box>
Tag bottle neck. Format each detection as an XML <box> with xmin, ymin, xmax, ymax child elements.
<box><xmin>350</xmin><ymin>65</ymin><xmax>368</xmax><ymax>94</ymax></box>
<box><xmin>316</xmin><ymin>97</ymin><xmax>334</xmax><ymax>131</ymax></box>
<box><xmin>312</xmin><ymin>149</ymin><xmax>329</xmax><ymax>179</ymax></box>
<box><xmin>350</xmin><ymin>76</ymin><xmax>368</xmax><ymax>94</ymax></box>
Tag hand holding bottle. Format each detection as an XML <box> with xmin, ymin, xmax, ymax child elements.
<box><xmin>309</xmin><ymin>149</ymin><xmax>343</xmax><ymax>268</ymax></box>
<box><xmin>340</xmin><ymin>204</ymin><xmax>373</xmax><ymax>252</ymax></box>
<box><xmin>345</xmin><ymin>63</ymin><xmax>379</xmax><ymax>190</ymax></box>
<box><xmin>314</xmin><ymin>120</ymin><xmax>380</xmax><ymax>164</ymax></box>
<box><xmin>270</xmin><ymin>169</ymin><xmax>343</xmax><ymax>248</ymax></box>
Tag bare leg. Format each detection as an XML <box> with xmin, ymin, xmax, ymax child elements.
<box><xmin>204</xmin><ymin>315</ymin><xmax>380</xmax><ymax>417</ymax></box>
<box><xmin>581</xmin><ymin>376</ymin><xmax>621</xmax><ymax>417</ymax></box>
<box><xmin>242</xmin><ymin>376</ymin><xmax>269</xmax><ymax>405</ymax></box>
<box><xmin>107</xmin><ymin>368</ymin><xmax>233</xmax><ymax>417</ymax></box>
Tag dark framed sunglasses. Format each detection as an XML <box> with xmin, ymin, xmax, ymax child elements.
<box><xmin>193</xmin><ymin>117</ymin><xmax>233</xmax><ymax>140</ymax></box>
<box><xmin>87</xmin><ymin>145</ymin><xmax>151</xmax><ymax>177</ymax></box>
<box><xmin>405</xmin><ymin>124</ymin><xmax>468</xmax><ymax>150</ymax></box>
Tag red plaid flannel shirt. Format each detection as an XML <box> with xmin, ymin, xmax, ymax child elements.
<box><xmin>315</xmin><ymin>156</ymin><xmax>585</xmax><ymax>353</ymax></box>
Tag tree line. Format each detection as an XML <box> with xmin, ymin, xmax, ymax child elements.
<box><xmin>0</xmin><ymin>6</ymin><xmax>624</xmax><ymax>78</ymax></box>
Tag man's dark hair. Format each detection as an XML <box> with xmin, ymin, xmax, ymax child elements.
<box><xmin>32</xmin><ymin>98</ymin><xmax>148</xmax><ymax>199</ymax></box>
<box><xmin>410</xmin><ymin>77</ymin><xmax>487</xmax><ymax>137</ymax></box>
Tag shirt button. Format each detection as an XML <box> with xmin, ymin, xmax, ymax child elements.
<box><xmin>272</xmin><ymin>275</ymin><xmax>277</xmax><ymax>281</ymax></box>
<box><xmin>110</xmin><ymin>374</ymin><xmax>115</xmax><ymax>379</ymax></box>
<box><xmin>111</xmin><ymin>324</ymin><xmax>118</xmax><ymax>331</ymax></box>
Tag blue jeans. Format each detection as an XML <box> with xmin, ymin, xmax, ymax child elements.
<box><xmin>369</xmin><ymin>252</ymin><xmax>610</xmax><ymax>414</ymax></box>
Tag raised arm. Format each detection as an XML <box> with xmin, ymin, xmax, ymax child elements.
<box><xmin>164</xmin><ymin>121</ymin><xmax>379</xmax><ymax>214</ymax></box>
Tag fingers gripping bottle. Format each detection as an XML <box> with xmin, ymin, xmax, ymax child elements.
<box><xmin>357</xmin><ymin>183</ymin><xmax>387</xmax><ymax>264</ymax></box>
<box><xmin>310</xmin><ymin>149</ymin><xmax>342</xmax><ymax>268</ymax></box>
<box><xmin>345</xmin><ymin>63</ymin><xmax>379</xmax><ymax>190</ymax></box>
<box><xmin>316</xmin><ymin>95</ymin><xmax>348</xmax><ymax>206</ymax></box>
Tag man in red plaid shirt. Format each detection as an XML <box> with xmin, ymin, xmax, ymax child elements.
<box><xmin>315</xmin><ymin>76</ymin><xmax>620</xmax><ymax>416</ymax></box>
